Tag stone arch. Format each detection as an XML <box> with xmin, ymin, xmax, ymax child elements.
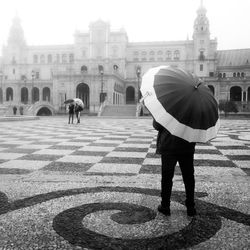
<box><xmin>76</xmin><ymin>83</ymin><xmax>89</xmax><ymax>109</ymax></box>
<box><xmin>126</xmin><ymin>86</ymin><xmax>135</xmax><ymax>104</ymax></box>
<box><xmin>6</xmin><ymin>87</ymin><xmax>13</xmax><ymax>101</ymax></box>
<box><xmin>230</xmin><ymin>86</ymin><xmax>242</xmax><ymax>101</ymax></box>
<box><xmin>207</xmin><ymin>85</ymin><xmax>215</xmax><ymax>95</ymax></box>
<box><xmin>32</xmin><ymin>87</ymin><xmax>39</xmax><ymax>103</ymax></box>
<box><xmin>21</xmin><ymin>87</ymin><xmax>29</xmax><ymax>104</ymax></box>
<box><xmin>36</xmin><ymin>107</ymin><xmax>52</xmax><ymax>116</ymax></box>
<box><xmin>248</xmin><ymin>87</ymin><xmax>250</xmax><ymax>102</ymax></box>
<box><xmin>33</xmin><ymin>103</ymin><xmax>55</xmax><ymax>116</ymax></box>
<box><xmin>43</xmin><ymin>87</ymin><xmax>50</xmax><ymax>102</ymax></box>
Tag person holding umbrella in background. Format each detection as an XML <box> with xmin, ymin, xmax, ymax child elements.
<box><xmin>140</xmin><ymin>66</ymin><xmax>220</xmax><ymax>217</ymax></box>
<box><xmin>68</xmin><ymin>103</ymin><xmax>75</xmax><ymax>124</ymax></box>
<box><xmin>75</xmin><ymin>103</ymin><xmax>83</xmax><ymax>124</ymax></box>
<box><xmin>64</xmin><ymin>98</ymin><xmax>84</xmax><ymax>124</ymax></box>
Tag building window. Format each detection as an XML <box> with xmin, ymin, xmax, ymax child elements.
<box><xmin>199</xmin><ymin>51</ymin><xmax>205</xmax><ymax>61</ymax></box>
<box><xmin>33</xmin><ymin>55</ymin><xmax>38</xmax><ymax>64</ymax></box>
<box><xmin>48</xmin><ymin>54</ymin><xmax>52</xmax><ymax>63</ymax></box>
<box><xmin>166</xmin><ymin>51</ymin><xmax>171</xmax><ymax>60</ymax></box>
<box><xmin>149</xmin><ymin>51</ymin><xmax>155</xmax><ymax>56</ymax></box>
<box><xmin>173</xmin><ymin>50</ymin><xmax>180</xmax><ymax>60</ymax></box>
<box><xmin>233</xmin><ymin>72</ymin><xmax>236</xmax><ymax>77</ymax></box>
<box><xmin>141</xmin><ymin>51</ymin><xmax>147</xmax><ymax>56</ymax></box>
<box><xmin>157</xmin><ymin>50</ymin><xmax>163</xmax><ymax>55</ymax></box>
<box><xmin>209</xmin><ymin>72</ymin><xmax>214</xmax><ymax>77</ymax></box>
<box><xmin>113</xmin><ymin>65</ymin><xmax>119</xmax><ymax>71</ymax></box>
<box><xmin>81</xmin><ymin>65</ymin><xmax>88</xmax><ymax>73</ymax></box>
<box><xmin>35</xmin><ymin>71</ymin><xmax>40</xmax><ymax>79</ymax></box>
<box><xmin>69</xmin><ymin>54</ymin><xmax>74</xmax><ymax>63</ymax></box>
<box><xmin>223</xmin><ymin>73</ymin><xmax>226</xmax><ymax>78</ymax></box>
<box><xmin>13</xmin><ymin>68</ymin><xmax>15</xmax><ymax>74</ymax></box>
<box><xmin>200</xmin><ymin>64</ymin><xmax>203</xmax><ymax>71</ymax></box>
<box><xmin>62</xmin><ymin>54</ymin><xmax>67</xmax><ymax>63</ymax></box>
<box><xmin>241</xmin><ymin>72</ymin><xmax>245</xmax><ymax>77</ymax></box>
<box><xmin>40</xmin><ymin>55</ymin><xmax>45</xmax><ymax>64</ymax></box>
<box><xmin>133</xmin><ymin>51</ymin><xmax>139</xmax><ymax>56</ymax></box>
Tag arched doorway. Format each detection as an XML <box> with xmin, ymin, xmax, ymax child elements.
<box><xmin>126</xmin><ymin>86</ymin><xmax>135</xmax><ymax>104</ymax></box>
<box><xmin>230</xmin><ymin>86</ymin><xmax>241</xmax><ymax>101</ymax></box>
<box><xmin>32</xmin><ymin>87</ymin><xmax>39</xmax><ymax>103</ymax></box>
<box><xmin>76</xmin><ymin>83</ymin><xmax>89</xmax><ymax>109</ymax></box>
<box><xmin>43</xmin><ymin>87</ymin><xmax>50</xmax><ymax>102</ymax></box>
<box><xmin>6</xmin><ymin>87</ymin><xmax>13</xmax><ymax>101</ymax></box>
<box><xmin>21</xmin><ymin>87</ymin><xmax>28</xmax><ymax>104</ymax></box>
<box><xmin>208</xmin><ymin>85</ymin><xmax>215</xmax><ymax>95</ymax></box>
<box><xmin>37</xmin><ymin>107</ymin><xmax>52</xmax><ymax>116</ymax></box>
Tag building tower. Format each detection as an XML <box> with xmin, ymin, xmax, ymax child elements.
<box><xmin>192</xmin><ymin>0</ymin><xmax>214</xmax><ymax>76</ymax></box>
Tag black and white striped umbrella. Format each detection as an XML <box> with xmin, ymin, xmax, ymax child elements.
<box><xmin>140</xmin><ymin>66</ymin><xmax>220</xmax><ymax>143</ymax></box>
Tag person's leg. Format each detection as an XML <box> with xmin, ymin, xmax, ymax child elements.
<box><xmin>68</xmin><ymin>114</ymin><xmax>71</xmax><ymax>124</ymax></box>
<box><xmin>77</xmin><ymin>112</ymin><xmax>80</xmax><ymax>123</ymax></box>
<box><xmin>178</xmin><ymin>153</ymin><xmax>196</xmax><ymax>216</ymax></box>
<box><xmin>160</xmin><ymin>153</ymin><xmax>177</xmax><ymax>208</ymax></box>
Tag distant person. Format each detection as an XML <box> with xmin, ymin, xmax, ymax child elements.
<box><xmin>153</xmin><ymin>119</ymin><xmax>197</xmax><ymax>217</ymax></box>
<box><xmin>75</xmin><ymin>103</ymin><xmax>83</xmax><ymax>124</ymax></box>
<box><xmin>19</xmin><ymin>106</ymin><xmax>24</xmax><ymax>115</ymax></box>
<box><xmin>13</xmin><ymin>106</ymin><xmax>17</xmax><ymax>115</ymax></box>
<box><xmin>68</xmin><ymin>103</ymin><xmax>75</xmax><ymax>124</ymax></box>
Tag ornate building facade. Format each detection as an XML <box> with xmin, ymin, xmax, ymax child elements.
<box><xmin>0</xmin><ymin>2</ymin><xmax>250</xmax><ymax>115</ymax></box>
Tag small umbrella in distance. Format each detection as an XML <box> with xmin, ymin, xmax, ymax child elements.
<box><xmin>140</xmin><ymin>65</ymin><xmax>220</xmax><ymax>143</ymax></box>
<box><xmin>64</xmin><ymin>99</ymin><xmax>74</xmax><ymax>104</ymax></box>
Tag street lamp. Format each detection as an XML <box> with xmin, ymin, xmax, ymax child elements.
<box><xmin>31</xmin><ymin>70</ymin><xmax>35</xmax><ymax>103</ymax></box>
<box><xmin>98</xmin><ymin>65</ymin><xmax>104</xmax><ymax>103</ymax></box>
<box><xmin>136</xmin><ymin>66</ymin><xmax>141</xmax><ymax>103</ymax></box>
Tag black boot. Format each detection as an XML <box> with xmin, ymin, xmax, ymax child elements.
<box><xmin>158</xmin><ymin>205</ymin><xmax>171</xmax><ymax>216</ymax></box>
<box><xmin>187</xmin><ymin>207</ymin><xmax>197</xmax><ymax>216</ymax></box>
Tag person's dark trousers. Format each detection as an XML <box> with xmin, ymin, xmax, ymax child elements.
<box><xmin>161</xmin><ymin>152</ymin><xmax>195</xmax><ymax>208</ymax></box>
<box><xmin>68</xmin><ymin>114</ymin><xmax>73</xmax><ymax>124</ymax></box>
<box><xmin>76</xmin><ymin>112</ymin><xmax>80</xmax><ymax>123</ymax></box>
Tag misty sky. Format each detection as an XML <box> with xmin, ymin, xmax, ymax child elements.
<box><xmin>0</xmin><ymin>0</ymin><xmax>249</xmax><ymax>55</ymax></box>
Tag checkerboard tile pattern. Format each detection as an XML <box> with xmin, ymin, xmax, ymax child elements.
<box><xmin>0</xmin><ymin>118</ymin><xmax>249</xmax><ymax>176</ymax></box>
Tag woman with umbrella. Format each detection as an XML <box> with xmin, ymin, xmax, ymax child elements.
<box><xmin>64</xmin><ymin>98</ymin><xmax>84</xmax><ymax>124</ymax></box>
<box><xmin>141</xmin><ymin>66</ymin><xmax>220</xmax><ymax>217</ymax></box>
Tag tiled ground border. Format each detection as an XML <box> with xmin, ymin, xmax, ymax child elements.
<box><xmin>1</xmin><ymin>186</ymin><xmax>249</xmax><ymax>249</ymax></box>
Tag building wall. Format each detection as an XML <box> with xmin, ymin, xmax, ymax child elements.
<box><xmin>0</xmin><ymin>4</ymin><xmax>250</xmax><ymax>115</ymax></box>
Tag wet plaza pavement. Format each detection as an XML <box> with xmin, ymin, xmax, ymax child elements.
<box><xmin>0</xmin><ymin>116</ymin><xmax>249</xmax><ymax>249</ymax></box>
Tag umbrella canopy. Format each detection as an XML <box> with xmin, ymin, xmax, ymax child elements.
<box><xmin>64</xmin><ymin>99</ymin><xmax>74</xmax><ymax>104</ymax></box>
<box><xmin>73</xmin><ymin>98</ymin><xmax>84</xmax><ymax>107</ymax></box>
<box><xmin>140</xmin><ymin>66</ymin><xmax>220</xmax><ymax>143</ymax></box>
<box><xmin>64</xmin><ymin>98</ymin><xmax>84</xmax><ymax>107</ymax></box>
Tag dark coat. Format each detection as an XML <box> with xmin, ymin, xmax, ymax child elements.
<box><xmin>153</xmin><ymin>119</ymin><xmax>195</xmax><ymax>155</ymax></box>
<box><xmin>68</xmin><ymin>104</ymin><xmax>75</xmax><ymax>114</ymax></box>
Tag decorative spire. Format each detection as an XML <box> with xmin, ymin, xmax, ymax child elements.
<box><xmin>8</xmin><ymin>14</ymin><xmax>26</xmax><ymax>47</ymax></box>
<box><xmin>193</xmin><ymin>0</ymin><xmax>209</xmax><ymax>36</ymax></box>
